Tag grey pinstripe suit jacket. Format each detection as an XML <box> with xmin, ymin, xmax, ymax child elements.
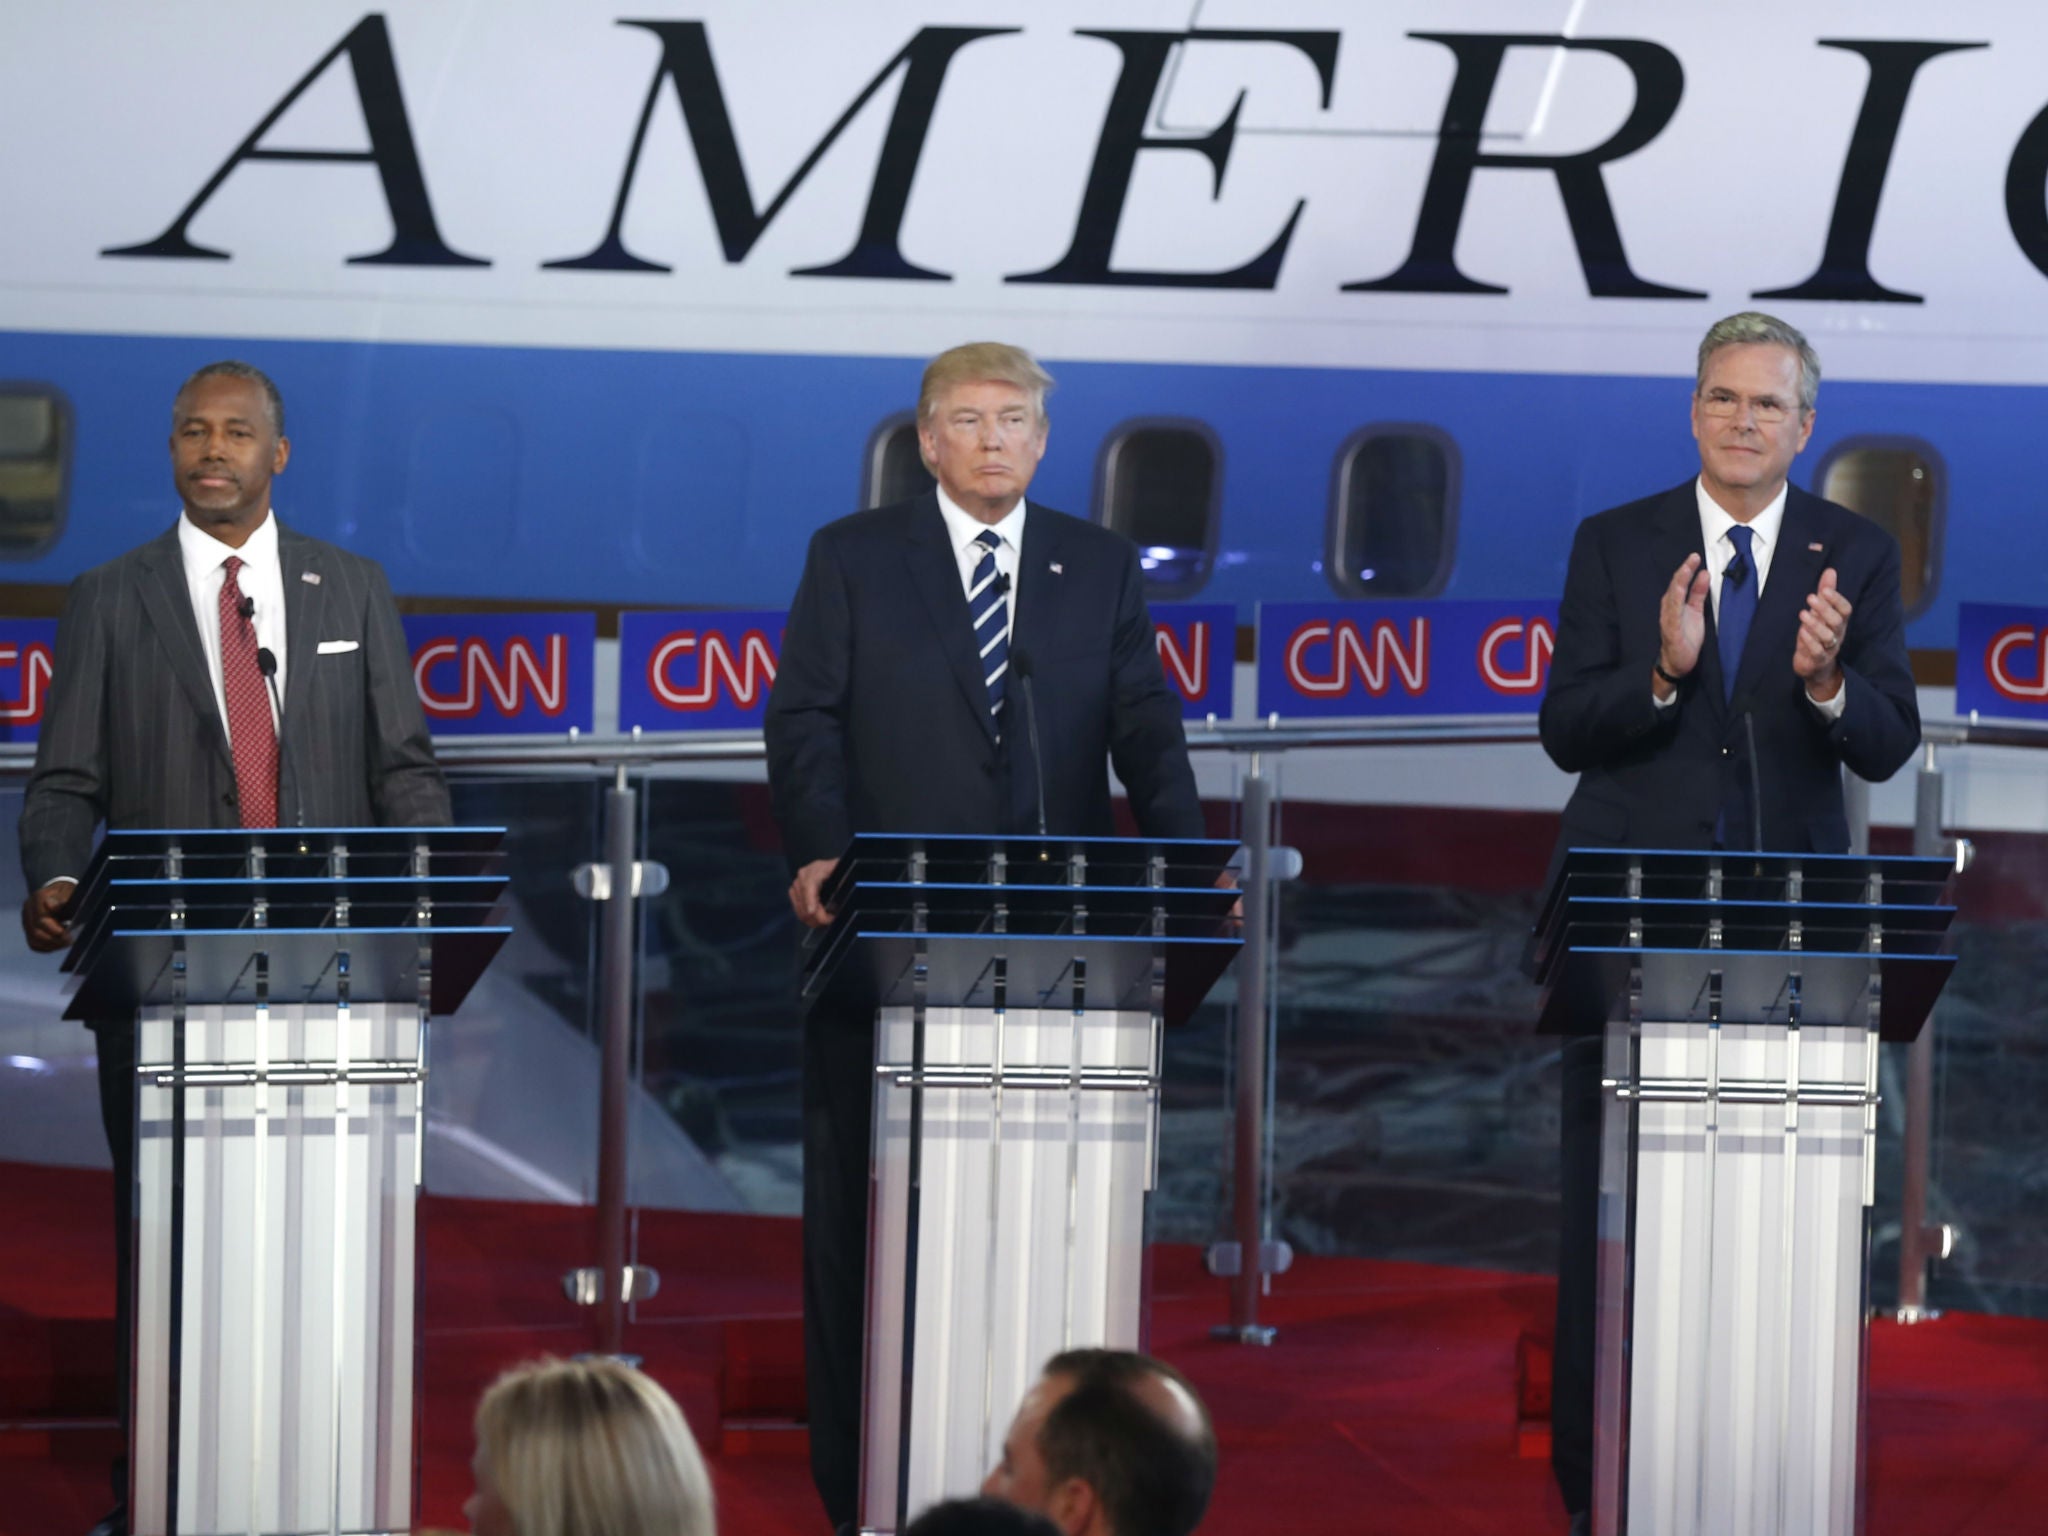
<box><xmin>19</xmin><ymin>519</ymin><xmax>451</xmax><ymax>890</ymax></box>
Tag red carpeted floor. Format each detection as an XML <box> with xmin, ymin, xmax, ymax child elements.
<box><xmin>3</xmin><ymin>1162</ymin><xmax>2045</xmax><ymax>1535</ymax></box>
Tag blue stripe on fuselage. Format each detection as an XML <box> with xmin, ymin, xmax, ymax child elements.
<box><xmin>3</xmin><ymin>328</ymin><xmax>2037</xmax><ymax>648</ymax></box>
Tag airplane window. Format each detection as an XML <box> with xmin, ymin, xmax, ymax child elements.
<box><xmin>1817</xmin><ymin>440</ymin><xmax>1942</xmax><ymax>618</ymax></box>
<box><xmin>1096</xmin><ymin>419</ymin><xmax>1221</xmax><ymax>599</ymax></box>
<box><xmin>1328</xmin><ymin>426</ymin><xmax>1458</xmax><ymax>598</ymax></box>
<box><xmin>863</xmin><ymin>412</ymin><xmax>935</xmax><ymax>509</ymax></box>
<box><xmin>0</xmin><ymin>387</ymin><xmax>71</xmax><ymax>557</ymax></box>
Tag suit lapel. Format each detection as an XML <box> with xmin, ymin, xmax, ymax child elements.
<box><xmin>134</xmin><ymin>524</ymin><xmax>232</xmax><ymax>770</ymax></box>
<box><xmin>1649</xmin><ymin>484</ymin><xmax>1723</xmax><ymax>711</ymax></box>
<box><xmin>279</xmin><ymin>523</ymin><xmax>323</xmax><ymax>727</ymax></box>
<box><xmin>1730</xmin><ymin>488</ymin><xmax>1827</xmax><ymax>711</ymax></box>
<box><xmin>1011</xmin><ymin>508</ymin><xmax>1066</xmax><ymax>674</ymax></box>
<box><xmin>900</xmin><ymin>496</ymin><xmax>999</xmax><ymax>743</ymax></box>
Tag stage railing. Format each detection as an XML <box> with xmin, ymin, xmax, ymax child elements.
<box><xmin>2</xmin><ymin>714</ymin><xmax>2040</xmax><ymax>1339</ymax></box>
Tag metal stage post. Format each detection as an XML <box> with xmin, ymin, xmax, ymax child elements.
<box><xmin>1897</xmin><ymin>745</ymin><xmax>1956</xmax><ymax>1322</ymax></box>
<box><xmin>567</xmin><ymin>766</ymin><xmax>668</xmax><ymax>1351</ymax></box>
<box><xmin>1209</xmin><ymin>755</ymin><xmax>1294</xmax><ymax>1344</ymax></box>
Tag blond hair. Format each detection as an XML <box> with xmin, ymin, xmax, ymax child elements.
<box><xmin>917</xmin><ymin>342</ymin><xmax>1054</xmax><ymax>425</ymax></box>
<box><xmin>473</xmin><ymin>1357</ymin><xmax>715</xmax><ymax>1536</ymax></box>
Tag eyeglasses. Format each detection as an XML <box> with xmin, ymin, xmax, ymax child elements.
<box><xmin>1697</xmin><ymin>388</ymin><xmax>1804</xmax><ymax>425</ymax></box>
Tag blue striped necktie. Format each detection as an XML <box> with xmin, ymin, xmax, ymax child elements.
<box><xmin>969</xmin><ymin>528</ymin><xmax>1009</xmax><ymax>723</ymax></box>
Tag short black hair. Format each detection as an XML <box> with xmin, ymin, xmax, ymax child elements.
<box><xmin>905</xmin><ymin>1496</ymin><xmax>1064</xmax><ymax>1536</ymax></box>
<box><xmin>1037</xmin><ymin>1350</ymin><xmax>1217</xmax><ymax>1536</ymax></box>
<box><xmin>176</xmin><ymin>360</ymin><xmax>285</xmax><ymax>436</ymax></box>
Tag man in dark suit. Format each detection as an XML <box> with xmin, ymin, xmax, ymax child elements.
<box><xmin>764</xmin><ymin>341</ymin><xmax>1206</xmax><ymax>1533</ymax></box>
<box><xmin>1537</xmin><ymin>313</ymin><xmax>1920</xmax><ymax>1533</ymax></box>
<box><xmin>18</xmin><ymin>360</ymin><xmax>448</xmax><ymax>1536</ymax></box>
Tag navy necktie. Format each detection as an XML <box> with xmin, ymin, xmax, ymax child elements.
<box><xmin>969</xmin><ymin>528</ymin><xmax>1009</xmax><ymax>723</ymax></box>
<box><xmin>1717</xmin><ymin>524</ymin><xmax>1758</xmax><ymax>701</ymax></box>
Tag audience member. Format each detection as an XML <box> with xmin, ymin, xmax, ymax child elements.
<box><xmin>982</xmin><ymin>1349</ymin><xmax>1217</xmax><ymax>1536</ymax></box>
<box><xmin>465</xmin><ymin>1356</ymin><xmax>715</xmax><ymax>1536</ymax></box>
<box><xmin>906</xmin><ymin>1496</ymin><xmax>1065</xmax><ymax>1536</ymax></box>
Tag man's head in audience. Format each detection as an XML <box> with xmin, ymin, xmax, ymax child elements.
<box><xmin>906</xmin><ymin>1495</ymin><xmax>1064</xmax><ymax>1536</ymax></box>
<box><xmin>981</xmin><ymin>1349</ymin><xmax>1217</xmax><ymax>1536</ymax></box>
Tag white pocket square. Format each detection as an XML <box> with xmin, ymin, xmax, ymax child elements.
<box><xmin>316</xmin><ymin>639</ymin><xmax>359</xmax><ymax>655</ymax></box>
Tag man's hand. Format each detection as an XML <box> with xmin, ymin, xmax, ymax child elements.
<box><xmin>788</xmin><ymin>858</ymin><xmax>840</xmax><ymax>929</ymax></box>
<box><xmin>21</xmin><ymin>881</ymin><xmax>75</xmax><ymax>953</ymax></box>
<box><xmin>1656</xmin><ymin>554</ymin><xmax>1709</xmax><ymax>698</ymax></box>
<box><xmin>1795</xmin><ymin>568</ymin><xmax>1852</xmax><ymax>702</ymax></box>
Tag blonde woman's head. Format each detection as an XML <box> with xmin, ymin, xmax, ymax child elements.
<box><xmin>467</xmin><ymin>1356</ymin><xmax>715</xmax><ymax>1536</ymax></box>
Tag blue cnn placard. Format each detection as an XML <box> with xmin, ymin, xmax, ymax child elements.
<box><xmin>619</xmin><ymin>609</ymin><xmax>787</xmax><ymax>732</ymax></box>
<box><xmin>1152</xmin><ymin>603</ymin><xmax>1235</xmax><ymax>721</ymax></box>
<box><xmin>1956</xmin><ymin>602</ymin><xmax>2048</xmax><ymax>720</ymax></box>
<box><xmin>403</xmin><ymin>613</ymin><xmax>595</xmax><ymax>735</ymax></box>
<box><xmin>1256</xmin><ymin>600</ymin><xmax>1559</xmax><ymax>718</ymax></box>
<box><xmin>0</xmin><ymin>619</ymin><xmax>57</xmax><ymax>743</ymax></box>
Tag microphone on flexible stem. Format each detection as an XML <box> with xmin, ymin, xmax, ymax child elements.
<box><xmin>1010</xmin><ymin>647</ymin><xmax>1050</xmax><ymax>854</ymax></box>
<box><xmin>255</xmin><ymin>647</ymin><xmax>303</xmax><ymax>827</ymax></box>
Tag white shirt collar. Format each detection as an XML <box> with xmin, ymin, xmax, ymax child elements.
<box><xmin>934</xmin><ymin>485</ymin><xmax>1027</xmax><ymax>554</ymax></box>
<box><xmin>1694</xmin><ymin>477</ymin><xmax>1786</xmax><ymax>563</ymax></box>
<box><xmin>177</xmin><ymin>506</ymin><xmax>279</xmax><ymax>576</ymax></box>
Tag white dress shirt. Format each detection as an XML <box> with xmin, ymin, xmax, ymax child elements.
<box><xmin>178</xmin><ymin>508</ymin><xmax>287</xmax><ymax>740</ymax></box>
<box><xmin>1654</xmin><ymin>478</ymin><xmax>1844</xmax><ymax>719</ymax></box>
<box><xmin>935</xmin><ymin>487</ymin><xmax>1026</xmax><ymax>650</ymax></box>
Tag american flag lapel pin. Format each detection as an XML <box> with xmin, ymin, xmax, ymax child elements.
<box><xmin>1049</xmin><ymin>562</ymin><xmax>1063</xmax><ymax>575</ymax></box>
<box><xmin>302</xmin><ymin>571</ymin><xmax>321</xmax><ymax>584</ymax></box>
<box><xmin>1808</xmin><ymin>542</ymin><xmax>1823</xmax><ymax>552</ymax></box>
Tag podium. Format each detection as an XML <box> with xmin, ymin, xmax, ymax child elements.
<box><xmin>1535</xmin><ymin>848</ymin><xmax>1957</xmax><ymax>1536</ymax></box>
<box><xmin>803</xmin><ymin>833</ymin><xmax>1241</xmax><ymax>1536</ymax></box>
<box><xmin>62</xmin><ymin>827</ymin><xmax>510</xmax><ymax>1536</ymax></box>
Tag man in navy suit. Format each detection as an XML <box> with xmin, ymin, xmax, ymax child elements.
<box><xmin>765</xmin><ymin>341</ymin><xmax>1206</xmax><ymax>1533</ymax></box>
<box><xmin>1538</xmin><ymin>312</ymin><xmax>1920</xmax><ymax>1533</ymax></box>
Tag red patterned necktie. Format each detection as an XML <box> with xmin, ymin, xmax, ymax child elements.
<box><xmin>218</xmin><ymin>555</ymin><xmax>278</xmax><ymax>828</ymax></box>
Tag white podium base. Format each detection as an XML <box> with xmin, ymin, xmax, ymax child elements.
<box><xmin>132</xmin><ymin>1001</ymin><xmax>423</xmax><ymax>1536</ymax></box>
<box><xmin>860</xmin><ymin>1002</ymin><xmax>1156</xmax><ymax>1534</ymax></box>
<box><xmin>1597</xmin><ymin>1012</ymin><xmax>1878</xmax><ymax>1536</ymax></box>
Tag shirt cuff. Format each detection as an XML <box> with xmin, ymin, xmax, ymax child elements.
<box><xmin>1652</xmin><ymin>687</ymin><xmax>1678</xmax><ymax>710</ymax></box>
<box><xmin>1807</xmin><ymin>680</ymin><xmax>1848</xmax><ymax>720</ymax></box>
<box><xmin>40</xmin><ymin>876</ymin><xmax>78</xmax><ymax>890</ymax></box>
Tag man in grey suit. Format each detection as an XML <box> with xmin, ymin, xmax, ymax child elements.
<box><xmin>18</xmin><ymin>360</ymin><xmax>448</xmax><ymax>1536</ymax></box>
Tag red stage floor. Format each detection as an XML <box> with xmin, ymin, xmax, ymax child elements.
<box><xmin>3</xmin><ymin>1164</ymin><xmax>2045</xmax><ymax>1535</ymax></box>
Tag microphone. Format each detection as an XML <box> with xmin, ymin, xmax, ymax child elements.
<box><xmin>994</xmin><ymin>571</ymin><xmax>1011</xmax><ymax>597</ymax></box>
<box><xmin>1010</xmin><ymin>647</ymin><xmax>1049</xmax><ymax>847</ymax></box>
<box><xmin>238</xmin><ymin>594</ymin><xmax>255</xmax><ymax>622</ymax></box>
<box><xmin>256</xmin><ymin>647</ymin><xmax>303</xmax><ymax>827</ymax></box>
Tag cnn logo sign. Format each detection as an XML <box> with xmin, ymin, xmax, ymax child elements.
<box><xmin>619</xmin><ymin>609</ymin><xmax>786</xmax><ymax>732</ymax></box>
<box><xmin>402</xmin><ymin>615</ymin><xmax>596</xmax><ymax>736</ymax></box>
<box><xmin>0</xmin><ymin>622</ymin><xmax>57</xmax><ymax>742</ymax></box>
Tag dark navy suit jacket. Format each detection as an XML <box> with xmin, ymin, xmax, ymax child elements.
<box><xmin>1539</xmin><ymin>479</ymin><xmax>1920</xmax><ymax>858</ymax></box>
<box><xmin>764</xmin><ymin>492</ymin><xmax>1205</xmax><ymax>868</ymax></box>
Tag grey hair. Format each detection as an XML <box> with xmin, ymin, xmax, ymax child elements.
<box><xmin>1695</xmin><ymin>312</ymin><xmax>1820</xmax><ymax>413</ymax></box>
<box><xmin>176</xmin><ymin>360</ymin><xmax>286</xmax><ymax>436</ymax></box>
